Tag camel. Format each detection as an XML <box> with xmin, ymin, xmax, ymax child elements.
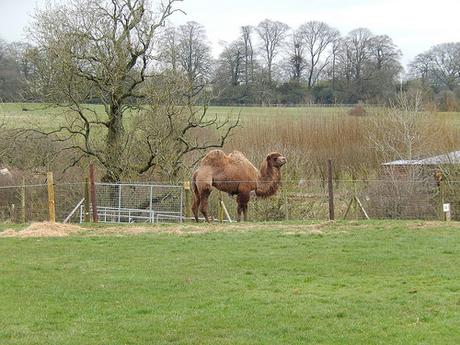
<box><xmin>192</xmin><ymin>150</ymin><xmax>286</xmax><ymax>222</ymax></box>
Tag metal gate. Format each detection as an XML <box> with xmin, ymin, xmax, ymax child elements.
<box><xmin>79</xmin><ymin>182</ymin><xmax>183</xmax><ymax>224</ymax></box>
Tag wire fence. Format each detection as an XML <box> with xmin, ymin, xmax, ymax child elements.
<box><xmin>0</xmin><ymin>177</ymin><xmax>458</xmax><ymax>224</ymax></box>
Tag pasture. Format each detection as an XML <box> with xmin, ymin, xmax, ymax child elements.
<box><xmin>1</xmin><ymin>220</ymin><xmax>460</xmax><ymax>344</ymax></box>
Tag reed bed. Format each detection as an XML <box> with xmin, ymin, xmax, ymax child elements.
<box><xmin>224</xmin><ymin>107</ymin><xmax>460</xmax><ymax>180</ymax></box>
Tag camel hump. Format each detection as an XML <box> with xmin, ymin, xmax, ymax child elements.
<box><xmin>229</xmin><ymin>150</ymin><xmax>246</xmax><ymax>161</ymax></box>
<box><xmin>229</xmin><ymin>151</ymin><xmax>257</xmax><ymax>170</ymax></box>
<box><xmin>200</xmin><ymin>149</ymin><xmax>228</xmax><ymax>166</ymax></box>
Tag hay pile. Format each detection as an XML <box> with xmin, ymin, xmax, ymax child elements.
<box><xmin>0</xmin><ymin>220</ymin><xmax>341</xmax><ymax>238</ymax></box>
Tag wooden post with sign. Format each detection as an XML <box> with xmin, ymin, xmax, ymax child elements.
<box><xmin>184</xmin><ymin>181</ymin><xmax>191</xmax><ymax>219</ymax></box>
<box><xmin>47</xmin><ymin>172</ymin><xmax>56</xmax><ymax>223</ymax></box>
<box><xmin>443</xmin><ymin>203</ymin><xmax>451</xmax><ymax>221</ymax></box>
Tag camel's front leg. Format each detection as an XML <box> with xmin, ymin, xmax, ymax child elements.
<box><xmin>237</xmin><ymin>193</ymin><xmax>250</xmax><ymax>222</ymax></box>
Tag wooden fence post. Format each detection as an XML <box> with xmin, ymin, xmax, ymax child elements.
<box><xmin>21</xmin><ymin>177</ymin><xmax>26</xmax><ymax>223</ymax></box>
<box><xmin>184</xmin><ymin>181</ymin><xmax>191</xmax><ymax>219</ymax></box>
<box><xmin>218</xmin><ymin>192</ymin><xmax>224</xmax><ymax>223</ymax></box>
<box><xmin>327</xmin><ymin>159</ymin><xmax>335</xmax><ymax>221</ymax></box>
<box><xmin>47</xmin><ymin>172</ymin><xmax>56</xmax><ymax>223</ymax></box>
<box><xmin>84</xmin><ymin>177</ymin><xmax>91</xmax><ymax>222</ymax></box>
<box><xmin>284</xmin><ymin>188</ymin><xmax>289</xmax><ymax>221</ymax></box>
<box><xmin>89</xmin><ymin>163</ymin><xmax>98</xmax><ymax>223</ymax></box>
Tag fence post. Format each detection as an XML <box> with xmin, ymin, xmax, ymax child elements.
<box><xmin>47</xmin><ymin>172</ymin><xmax>56</xmax><ymax>223</ymax></box>
<box><xmin>327</xmin><ymin>159</ymin><xmax>335</xmax><ymax>221</ymax></box>
<box><xmin>284</xmin><ymin>187</ymin><xmax>289</xmax><ymax>221</ymax></box>
<box><xmin>21</xmin><ymin>177</ymin><xmax>26</xmax><ymax>223</ymax></box>
<box><xmin>89</xmin><ymin>163</ymin><xmax>98</xmax><ymax>223</ymax></box>
<box><xmin>84</xmin><ymin>177</ymin><xmax>91</xmax><ymax>222</ymax></box>
<box><xmin>218</xmin><ymin>192</ymin><xmax>224</xmax><ymax>222</ymax></box>
<box><xmin>184</xmin><ymin>181</ymin><xmax>191</xmax><ymax>219</ymax></box>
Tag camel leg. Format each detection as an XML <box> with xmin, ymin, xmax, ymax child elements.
<box><xmin>199</xmin><ymin>188</ymin><xmax>212</xmax><ymax>223</ymax></box>
<box><xmin>237</xmin><ymin>193</ymin><xmax>250</xmax><ymax>222</ymax></box>
<box><xmin>192</xmin><ymin>183</ymin><xmax>201</xmax><ymax>222</ymax></box>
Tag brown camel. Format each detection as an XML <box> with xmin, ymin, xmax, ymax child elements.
<box><xmin>192</xmin><ymin>150</ymin><xmax>286</xmax><ymax>222</ymax></box>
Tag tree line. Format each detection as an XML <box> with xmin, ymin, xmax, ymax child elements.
<box><xmin>1</xmin><ymin>15</ymin><xmax>459</xmax><ymax>109</ymax></box>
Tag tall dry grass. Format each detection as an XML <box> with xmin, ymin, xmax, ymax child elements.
<box><xmin>224</xmin><ymin>106</ymin><xmax>460</xmax><ymax>180</ymax></box>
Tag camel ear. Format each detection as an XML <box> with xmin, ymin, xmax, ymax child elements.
<box><xmin>266</xmin><ymin>154</ymin><xmax>273</xmax><ymax>166</ymax></box>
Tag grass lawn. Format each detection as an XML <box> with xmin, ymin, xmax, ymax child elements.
<box><xmin>1</xmin><ymin>220</ymin><xmax>460</xmax><ymax>344</ymax></box>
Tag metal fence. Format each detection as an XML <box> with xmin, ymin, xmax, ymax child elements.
<box><xmin>0</xmin><ymin>178</ymin><xmax>458</xmax><ymax>224</ymax></box>
<box><xmin>0</xmin><ymin>182</ymin><xmax>183</xmax><ymax>224</ymax></box>
<box><xmin>86</xmin><ymin>182</ymin><xmax>183</xmax><ymax>224</ymax></box>
<box><xmin>199</xmin><ymin>179</ymin><xmax>456</xmax><ymax>222</ymax></box>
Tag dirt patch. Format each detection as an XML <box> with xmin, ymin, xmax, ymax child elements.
<box><xmin>0</xmin><ymin>222</ymin><xmax>85</xmax><ymax>238</ymax></box>
<box><xmin>0</xmin><ymin>221</ymin><xmax>341</xmax><ymax>238</ymax></box>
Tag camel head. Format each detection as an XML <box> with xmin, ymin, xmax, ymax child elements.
<box><xmin>265</xmin><ymin>152</ymin><xmax>287</xmax><ymax>169</ymax></box>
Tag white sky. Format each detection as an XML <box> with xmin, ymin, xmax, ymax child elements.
<box><xmin>1</xmin><ymin>0</ymin><xmax>459</xmax><ymax>68</ymax></box>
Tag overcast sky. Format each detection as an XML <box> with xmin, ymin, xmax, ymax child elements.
<box><xmin>1</xmin><ymin>0</ymin><xmax>459</xmax><ymax>68</ymax></box>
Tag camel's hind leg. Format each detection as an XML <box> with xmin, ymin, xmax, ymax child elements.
<box><xmin>192</xmin><ymin>171</ymin><xmax>213</xmax><ymax>223</ymax></box>
<box><xmin>191</xmin><ymin>178</ymin><xmax>201</xmax><ymax>222</ymax></box>
<box><xmin>199</xmin><ymin>188</ymin><xmax>212</xmax><ymax>223</ymax></box>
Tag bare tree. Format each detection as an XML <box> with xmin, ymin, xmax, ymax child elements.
<box><xmin>333</xmin><ymin>28</ymin><xmax>401</xmax><ymax>102</ymax></box>
<box><xmin>128</xmin><ymin>72</ymin><xmax>239</xmax><ymax>179</ymax></box>
<box><xmin>409</xmin><ymin>53</ymin><xmax>432</xmax><ymax>82</ymax></box>
<box><xmin>370</xmin><ymin>35</ymin><xmax>401</xmax><ymax>71</ymax></box>
<box><xmin>287</xmin><ymin>29</ymin><xmax>306</xmax><ymax>81</ymax></box>
<box><xmin>0</xmin><ymin>39</ymin><xmax>23</xmax><ymax>101</ymax></box>
<box><xmin>157</xmin><ymin>26</ymin><xmax>179</xmax><ymax>73</ymax></box>
<box><xmin>255</xmin><ymin>19</ymin><xmax>289</xmax><ymax>83</ymax></box>
<box><xmin>344</xmin><ymin>28</ymin><xmax>373</xmax><ymax>82</ymax></box>
<box><xmin>410</xmin><ymin>43</ymin><xmax>460</xmax><ymax>91</ymax></box>
<box><xmin>218</xmin><ymin>41</ymin><xmax>244</xmax><ymax>86</ymax></box>
<box><xmin>297</xmin><ymin>21</ymin><xmax>339</xmax><ymax>88</ymax></box>
<box><xmin>25</xmin><ymin>0</ymin><xmax>237</xmax><ymax>181</ymax></box>
<box><xmin>367</xmin><ymin>92</ymin><xmax>448</xmax><ymax>218</ymax></box>
<box><xmin>241</xmin><ymin>25</ymin><xmax>255</xmax><ymax>85</ymax></box>
<box><xmin>328</xmin><ymin>36</ymin><xmax>342</xmax><ymax>89</ymax></box>
<box><xmin>176</xmin><ymin>21</ymin><xmax>213</xmax><ymax>95</ymax></box>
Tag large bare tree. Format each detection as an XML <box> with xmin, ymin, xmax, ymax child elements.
<box><xmin>176</xmin><ymin>21</ymin><xmax>213</xmax><ymax>95</ymax></box>
<box><xmin>218</xmin><ymin>41</ymin><xmax>244</xmax><ymax>87</ymax></box>
<box><xmin>287</xmin><ymin>29</ymin><xmax>306</xmax><ymax>81</ymax></box>
<box><xmin>334</xmin><ymin>28</ymin><xmax>401</xmax><ymax>102</ymax></box>
<box><xmin>26</xmin><ymin>0</ymin><xmax>236</xmax><ymax>181</ymax></box>
<box><xmin>297</xmin><ymin>21</ymin><xmax>339</xmax><ymax>88</ymax></box>
<box><xmin>241</xmin><ymin>26</ymin><xmax>255</xmax><ymax>85</ymax></box>
<box><xmin>255</xmin><ymin>19</ymin><xmax>289</xmax><ymax>83</ymax></box>
<box><xmin>410</xmin><ymin>43</ymin><xmax>460</xmax><ymax>91</ymax></box>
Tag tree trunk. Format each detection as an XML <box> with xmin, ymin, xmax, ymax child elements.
<box><xmin>102</xmin><ymin>104</ymin><xmax>125</xmax><ymax>182</ymax></box>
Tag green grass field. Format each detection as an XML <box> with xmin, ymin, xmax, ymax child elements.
<box><xmin>2</xmin><ymin>102</ymin><xmax>459</xmax><ymax>130</ymax></box>
<box><xmin>1</xmin><ymin>220</ymin><xmax>460</xmax><ymax>344</ymax></box>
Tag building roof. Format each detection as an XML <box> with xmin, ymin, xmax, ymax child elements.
<box><xmin>383</xmin><ymin>150</ymin><xmax>460</xmax><ymax>166</ymax></box>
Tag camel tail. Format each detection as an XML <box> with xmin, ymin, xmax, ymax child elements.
<box><xmin>192</xmin><ymin>171</ymin><xmax>199</xmax><ymax>195</ymax></box>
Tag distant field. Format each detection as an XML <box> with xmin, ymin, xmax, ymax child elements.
<box><xmin>1</xmin><ymin>220</ymin><xmax>460</xmax><ymax>344</ymax></box>
<box><xmin>0</xmin><ymin>102</ymin><xmax>362</xmax><ymax>128</ymax></box>
<box><xmin>1</xmin><ymin>102</ymin><xmax>459</xmax><ymax>124</ymax></box>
